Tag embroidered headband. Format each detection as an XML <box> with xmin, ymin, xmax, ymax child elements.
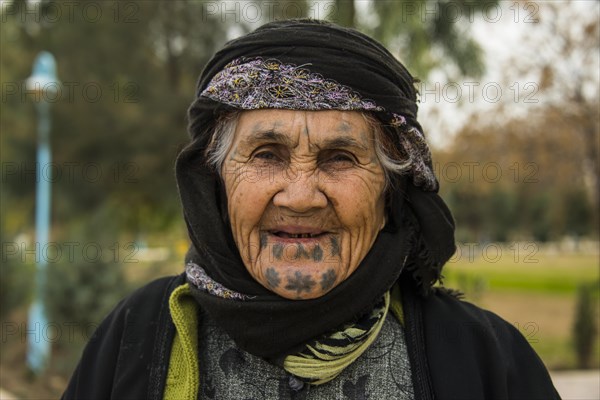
<box><xmin>200</xmin><ymin>57</ymin><xmax>407</xmax><ymax>126</ymax></box>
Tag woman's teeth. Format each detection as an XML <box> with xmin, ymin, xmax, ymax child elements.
<box><xmin>275</xmin><ymin>232</ymin><xmax>318</xmax><ymax>238</ymax></box>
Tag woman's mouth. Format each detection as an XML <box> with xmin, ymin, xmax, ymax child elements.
<box><xmin>270</xmin><ymin>231</ymin><xmax>326</xmax><ymax>239</ymax></box>
<box><xmin>260</xmin><ymin>228</ymin><xmax>337</xmax><ymax>263</ymax></box>
<box><xmin>264</xmin><ymin>225</ymin><xmax>333</xmax><ymax>243</ymax></box>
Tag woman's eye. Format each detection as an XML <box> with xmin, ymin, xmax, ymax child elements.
<box><xmin>254</xmin><ymin>151</ymin><xmax>277</xmax><ymax>160</ymax></box>
<box><xmin>323</xmin><ymin>152</ymin><xmax>356</xmax><ymax>166</ymax></box>
<box><xmin>252</xmin><ymin>148</ymin><xmax>283</xmax><ymax>163</ymax></box>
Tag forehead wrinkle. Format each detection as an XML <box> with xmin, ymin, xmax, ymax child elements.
<box><xmin>309</xmin><ymin>136</ymin><xmax>369</xmax><ymax>152</ymax></box>
<box><xmin>240</xmin><ymin>127</ymin><xmax>295</xmax><ymax>148</ymax></box>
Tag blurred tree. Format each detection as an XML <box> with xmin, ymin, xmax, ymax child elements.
<box><xmin>526</xmin><ymin>192</ymin><xmax>552</xmax><ymax>242</ymax></box>
<box><xmin>486</xmin><ymin>188</ymin><xmax>517</xmax><ymax>242</ymax></box>
<box><xmin>444</xmin><ymin>182</ymin><xmax>487</xmax><ymax>242</ymax></box>
<box><xmin>334</xmin><ymin>0</ymin><xmax>355</xmax><ymax>28</ymax></box>
<box><xmin>561</xmin><ymin>186</ymin><xmax>593</xmax><ymax>238</ymax></box>
<box><xmin>0</xmin><ymin>220</ymin><xmax>35</xmax><ymax>320</ymax></box>
<box><xmin>403</xmin><ymin>1</ymin><xmax>599</xmax><ymax>242</ymax></box>
<box><xmin>45</xmin><ymin>256</ymin><xmax>128</xmax><ymax>342</ymax></box>
<box><xmin>573</xmin><ymin>283</ymin><xmax>599</xmax><ymax>369</ymax></box>
<box><xmin>434</xmin><ymin>107</ymin><xmax>595</xmax><ymax>241</ymax></box>
<box><xmin>1</xmin><ymin>0</ymin><xmax>230</xmax><ymax>238</ymax></box>
<box><xmin>501</xmin><ymin>1</ymin><xmax>599</xmax><ymax>223</ymax></box>
<box><xmin>333</xmin><ymin>0</ymin><xmax>498</xmax><ymax>78</ymax></box>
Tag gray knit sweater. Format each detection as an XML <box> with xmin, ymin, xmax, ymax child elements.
<box><xmin>197</xmin><ymin>311</ymin><xmax>414</xmax><ymax>399</ymax></box>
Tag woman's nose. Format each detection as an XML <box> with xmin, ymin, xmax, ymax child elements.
<box><xmin>272</xmin><ymin>167</ymin><xmax>328</xmax><ymax>213</ymax></box>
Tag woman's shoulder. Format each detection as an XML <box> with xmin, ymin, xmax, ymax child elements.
<box><xmin>419</xmin><ymin>287</ymin><xmax>533</xmax><ymax>348</ymax></box>
<box><xmin>62</xmin><ymin>273</ymin><xmax>187</xmax><ymax>400</ymax></box>
<box><xmin>416</xmin><ymin>287</ymin><xmax>560</xmax><ymax>399</ymax></box>
<box><xmin>84</xmin><ymin>272</ymin><xmax>187</xmax><ymax>353</ymax></box>
<box><xmin>423</xmin><ymin>287</ymin><xmax>523</xmax><ymax>338</ymax></box>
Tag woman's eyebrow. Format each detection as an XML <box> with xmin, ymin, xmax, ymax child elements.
<box><xmin>241</xmin><ymin>129</ymin><xmax>294</xmax><ymax>147</ymax></box>
<box><xmin>241</xmin><ymin>127</ymin><xmax>369</xmax><ymax>152</ymax></box>
<box><xmin>314</xmin><ymin>136</ymin><xmax>369</xmax><ymax>152</ymax></box>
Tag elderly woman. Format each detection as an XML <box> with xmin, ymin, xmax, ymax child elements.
<box><xmin>63</xmin><ymin>19</ymin><xmax>559</xmax><ymax>399</ymax></box>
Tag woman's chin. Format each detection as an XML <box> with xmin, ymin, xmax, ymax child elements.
<box><xmin>252</xmin><ymin>261</ymin><xmax>342</xmax><ymax>300</ymax></box>
<box><xmin>272</xmin><ymin>286</ymin><xmax>327</xmax><ymax>300</ymax></box>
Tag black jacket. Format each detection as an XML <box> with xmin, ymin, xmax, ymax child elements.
<box><xmin>62</xmin><ymin>273</ymin><xmax>560</xmax><ymax>400</ymax></box>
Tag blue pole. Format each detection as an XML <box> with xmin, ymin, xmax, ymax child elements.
<box><xmin>26</xmin><ymin>98</ymin><xmax>52</xmax><ymax>374</ymax></box>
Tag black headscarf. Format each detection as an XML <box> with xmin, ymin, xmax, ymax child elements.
<box><xmin>175</xmin><ymin>19</ymin><xmax>455</xmax><ymax>360</ymax></box>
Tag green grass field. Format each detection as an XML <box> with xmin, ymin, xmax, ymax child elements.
<box><xmin>444</xmin><ymin>250</ymin><xmax>599</xmax><ymax>293</ymax></box>
<box><xmin>441</xmin><ymin>247</ymin><xmax>599</xmax><ymax>370</ymax></box>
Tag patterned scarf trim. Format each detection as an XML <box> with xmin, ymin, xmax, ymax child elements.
<box><xmin>185</xmin><ymin>262</ymin><xmax>254</xmax><ymax>301</ymax></box>
<box><xmin>185</xmin><ymin>262</ymin><xmax>390</xmax><ymax>387</ymax></box>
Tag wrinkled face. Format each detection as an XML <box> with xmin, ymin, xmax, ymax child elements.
<box><xmin>222</xmin><ymin>109</ymin><xmax>386</xmax><ymax>300</ymax></box>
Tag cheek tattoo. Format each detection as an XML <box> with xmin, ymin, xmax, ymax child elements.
<box><xmin>260</xmin><ymin>232</ymin><xmax>268</xmax><ymax>249</ymax></box>
<box><xmin>330</xmin><ymin>237</ymin><xmax>340</xmax><ymax>257</ymax></box>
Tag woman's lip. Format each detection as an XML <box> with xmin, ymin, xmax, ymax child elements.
<box><xmin>267</xmin><ymin>226</ymin><xmax>326</xmax><ymax>235</ymax></box>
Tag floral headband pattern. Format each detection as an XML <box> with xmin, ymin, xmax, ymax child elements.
<box><xmin>200</xmin><ymin>58</ymin><xmax>407</xmax><ymax>126</ymax></box>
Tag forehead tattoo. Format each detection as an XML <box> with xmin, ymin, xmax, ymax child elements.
<box><xmin>337</xmin><ymin>120</ymin><xmax>352</xmax><ymax>133</ymax></box>
<box><xmin>314</xmin><ymin>120</ymin><xmax>371</xmax><ymax>151</ymax></box>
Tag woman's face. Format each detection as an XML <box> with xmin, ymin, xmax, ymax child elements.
<box><xmin>222</xmin><ymin>109</ymin><xmax>386</xmax><ymax>300</ymax></box>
